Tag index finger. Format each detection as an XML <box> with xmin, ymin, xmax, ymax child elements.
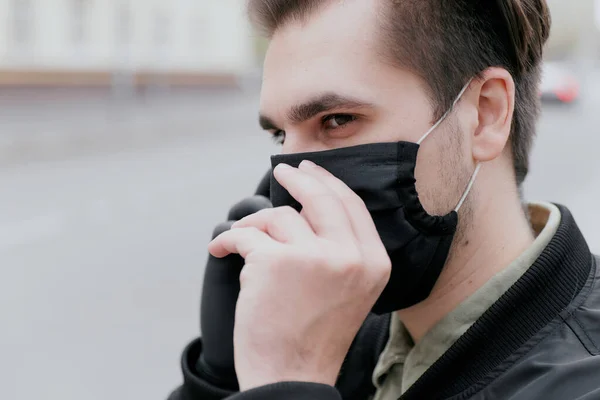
<box><xmin>273</xmin><ymin>164</ymin><xmax>354</xmax><ymax>242</ymax></box>
<box><xmin>208</xmin><ymin>227</ymin><xmax>276</xmax><ymax>259</ymax></box>
<box><xmin>298</xmin><ymin>161</ymin><xmax>385</xmax><ymax>253</ymax></box>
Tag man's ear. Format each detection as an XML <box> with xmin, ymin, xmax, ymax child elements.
<box><xmin>471</xmin><ymin>67</ymin><xmax>515</xmax><ymax>162</ymax></box>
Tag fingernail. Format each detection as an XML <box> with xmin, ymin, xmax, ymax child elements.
<box><xmin>299</xmin><ymin>160</ymin><xmax>317</xmax><ymax>169</ymax></box>
<box><xmin>275</xmin><ymin>163</ymin><xmax>292</xmax><ymax>171</ymax></box>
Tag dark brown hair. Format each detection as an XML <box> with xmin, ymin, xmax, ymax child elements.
<box><xmin>248</xmin><ymin>0</ymin><xmax>551</xmax><ymax>186</ymax></box>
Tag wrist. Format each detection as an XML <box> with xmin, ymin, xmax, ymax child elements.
<box><xmin>237</xmin><ymin>362</ymin><xmax>341</xmax><ymax>391</ymax></box>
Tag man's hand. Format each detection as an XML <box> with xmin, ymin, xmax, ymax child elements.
<box><xmin>208</xmin><ymin>160</ymin><xmax>391</xmax><ymax>391</ymax></box>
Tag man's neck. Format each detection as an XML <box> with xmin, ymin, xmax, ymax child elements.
<box><xmin>398</xmin><ymin>174</ymin><xmax>535</xmax><ymax>343</ymax></box>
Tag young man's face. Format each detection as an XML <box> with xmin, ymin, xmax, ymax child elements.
<box><xmin>258</xmin><ymin>0</ymin><xmax>475</xmax><ymax>218</ymax></box>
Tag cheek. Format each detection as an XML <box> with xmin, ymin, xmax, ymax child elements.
<box><xmin>414</xmin><ymin>144</ymin><xmax>443</xmax><ymax>215</ymax></box>
<box><xmin>414</xmin><ymin>129</ymin><xmax>469</xmax><ymax>216</ymax></box>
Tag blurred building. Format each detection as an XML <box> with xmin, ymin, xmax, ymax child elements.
<box><xmin>0</xmin><ymin>0</ymin><xmax>256</xmax><ymax>87</ymax></box>
<box><xmin>545</xmin><ymin>0</ymin><xmax>599</xmax><ymax>59</ymax></box>
<box><xmin>0</xmin><ymin>0</ymin><xmax>596</xmax><ymax>88</ymax></box>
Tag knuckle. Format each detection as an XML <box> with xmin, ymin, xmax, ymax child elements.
<box><xmin>372</xmin><ymin>256</ymin><xmax>392</xmax><ymax>284</ymax></box>
<box><xmin>235</xmin><ymin>208</ymin><xmax>272</xmax><ymax>229</ymax></box>
<box><xmin>309</xmin><ymin>190</ymin><xmax>340</xmax><ymax>206</ymax></box>
<box><xmin>380</xmin><ymin>257</ymin><xmax>392</xmax><ymax>273</ymax></box>
<box><xmin>277</xmin><ymin>205</ymin><xmax>298</xmax><ymax>217</ymax></box>
<box><xmin>332</xmin><ymin>248</ymin><xmax>364</xmax><ymax>275</ymax></box>
<box><xmin>371</xmin><ymin>249</ymin><xmax>392</xmax><ymax>271</ymax></box>
<box><xmin>252</xmin><ymin>207</ymin><xmax>274</xmax><ymax>220</ymax></box>
<box><xmin>264</xmin><ymin>209</ymin><xmax>283</xmax><ymax>226</ymax></box>
<box><xmin>246</xmin><ymin>226</ymin><xmax>266</xmax><ymax>237</ymax></box>
<box><xmin>308</xmin><ymin>243</ymin><xmax>364</xmax><ymax>274</ymax></box>
<box><xmin>267</xmin><ymin>206</ymin><xmax>299</xmax><ymax>231</ymax></box>
<box><xmin>343</xmin><ymin>193</ymin><xmax>366</xmax><ymax>209</ymax></box>
<box><xmin>265</xmin><ymin>206</ymin><xmax>293</xmax><ymax>224</ymax></box>
<box><xmin>341</xmin><ymin>256</ymin><xmax>364</xmax><ymax>275</ymax></box>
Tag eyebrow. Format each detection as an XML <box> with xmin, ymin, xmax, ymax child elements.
<box><xmin>259</xmin><ymin>93</ymin><xmax>375</xmax><ymax>130</ymax></box>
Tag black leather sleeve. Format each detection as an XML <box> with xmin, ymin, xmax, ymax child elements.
<box><xmin>167</xmin><ymin>313</ymin><xmax>390</xmax><ymax>400</ymax></box>
<box><xmin>225</xmin><ymin>382</ymin><xmax>342</xmax><ymax>400</ymax></box>
<box><xmin>336</xmin><ymin>313</ymin><xmax>391</xmax><ymax>400</ymax></box>
<box><xmin>166</xmin><ymin>338</ymin><xmax>341</xmax><ymax>400</ymax></box>
<box><xmin>167</xmin><ymin>339</ymin><xmax>236</xmax><ymax>400</ymax></box>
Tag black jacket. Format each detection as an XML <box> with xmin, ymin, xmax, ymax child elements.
<box><xmin>168</xmin><ymin>205</ymin><xmax>600</xmax><ymax>400</ymax></box>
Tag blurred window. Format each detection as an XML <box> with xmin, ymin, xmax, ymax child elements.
<box><xmin>71</xmin><ymin>0</ymin><xmax>88</xmax><ymax>45</ymax></box>
<box><xmin>153</xmin><ymin>9</ymin><xmax>169</xmax><ymax>47</ymax></box>
<box><xmin>11</xmin><ymin>0</ymin><xmax>32</xmax><ymax>46</ymax></box>
<box><xmin>116</xmin><ymin>2</ymin><xmax>131</xmax><ymax>46</ymax></box>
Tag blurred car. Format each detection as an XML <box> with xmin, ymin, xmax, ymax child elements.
<box><xmin>540</xmin><ymin>62</ymin><xmax>580</xmax><ymax>103</ymax></box>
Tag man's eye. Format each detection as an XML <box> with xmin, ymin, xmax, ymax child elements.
<box><xmin>322</xmin><ymin>114</ymin><xmax>356</xmax><ymax>130</ymax></box>
<box><xmin>270</xmin><ymin>130</ymin><xmax>286</xmax><ymax>145</ymax></box>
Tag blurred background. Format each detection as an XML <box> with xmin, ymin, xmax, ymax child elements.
<box><xmin>1</xmin><ymin>1</ymin><xmax>599</xmax><ymax>399</ymax></box>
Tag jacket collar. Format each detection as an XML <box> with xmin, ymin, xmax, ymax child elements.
<box><xmin>401</xmin><ymin>204</ymin><xmax>594</xmax><ymax>399</ymax></box>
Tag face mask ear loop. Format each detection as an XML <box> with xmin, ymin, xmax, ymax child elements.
<box><xmin>417</xmin><ymin>109</ymin><xmax>451</xmax><ymax>145</ymax></box>
<box><xmin>455</xmin><ymin>163</ymin><xmax>481</xmax><ymax>212</ymax></box>
<box><xmin>417</xmin><ymin>79</ymin><xmax>474</xmax><ymax>146</ymax></box>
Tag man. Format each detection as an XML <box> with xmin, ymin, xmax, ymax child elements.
<box><xmin>169</xmin><ymin>1</ymin><xmax>600</xmax><ymax>399</ymax></box>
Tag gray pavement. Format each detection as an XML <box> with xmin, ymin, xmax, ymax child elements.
<box><xmin>2</xmin><ymin>70</ymin><xmax>600</xmax><ymax>400</ymax></box>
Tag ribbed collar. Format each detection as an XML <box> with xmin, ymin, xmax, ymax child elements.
<box><xmin>400</xmin><ymin>204</ymin><xmax>593</xmax><ymax>400</ymax></box>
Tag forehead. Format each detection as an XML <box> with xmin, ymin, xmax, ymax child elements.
<box><xmin>260</xmin><ymin>0</ymin><xmax>418</xmax><ymax>117</ymax></box>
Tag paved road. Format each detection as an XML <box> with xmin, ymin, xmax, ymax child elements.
<box><xmin>2</xmin><ymin>72</ymin><xmax>600</xmax><ymax>400</ymax></box>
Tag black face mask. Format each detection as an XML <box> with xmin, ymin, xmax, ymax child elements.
<box><xmin>271</xmin><ymin>142</ymin><xmax>463</xmax><ymax>313</ymax></box>
<box><xmin>268</xmin><ymin>81</ymin><xmax>478</xmax><ymax>314</ymax></box>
